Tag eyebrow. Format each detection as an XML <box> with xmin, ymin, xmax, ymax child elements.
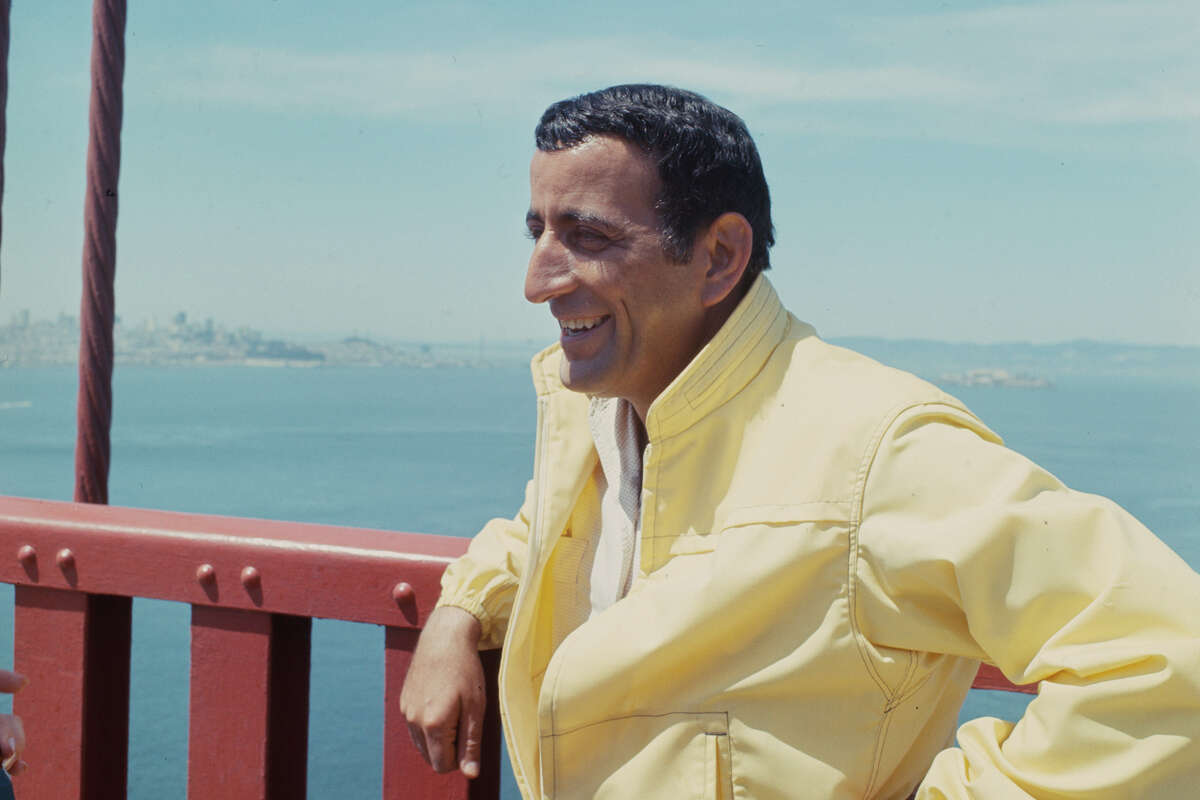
<box><xmin>525</xmin><ymin>208</ymin><xmax>623</xmax><ymax>232</ymax></box>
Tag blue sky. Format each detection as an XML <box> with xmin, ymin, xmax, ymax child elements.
<box><xmin>2</xmin><ymin>0</ymin><xmax>1197</xmax><ymax>345</ymax></box>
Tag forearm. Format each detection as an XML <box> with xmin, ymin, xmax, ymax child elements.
<box><xmin>438</xmin><ymin>481</ymin><xmax>536</xmax><ymax>648</ymax></box>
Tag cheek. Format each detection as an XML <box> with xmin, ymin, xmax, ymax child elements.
<box><xmin>642</xmin><ymin>280</ymin><xmax>695</xmax><ymax>326</ymax></box>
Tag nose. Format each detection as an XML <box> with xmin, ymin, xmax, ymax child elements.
<box><xmin>524</xmin><ymin>232</ymin><xmax>574</xmax><ymax>305</ymax></box>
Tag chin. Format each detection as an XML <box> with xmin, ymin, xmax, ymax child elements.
<box><xmin>559</xmin><ymin>359</ymin><xmax>615</xmax><ymax>396</ymax></box>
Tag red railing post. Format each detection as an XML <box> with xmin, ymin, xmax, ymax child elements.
<box><xmin>474</xmin><ymin>648</ymin><xmax>504</xmax><ymax>800</ymax></box>
<box><xmin>12</xmin><ymin>587</ymin><xmax>131</xmax><ymax>800</ymax></box>
<box><xmin>187</xmin><ymin>606</ymin><xmax>311</xmax><ymax>800</ymax></box>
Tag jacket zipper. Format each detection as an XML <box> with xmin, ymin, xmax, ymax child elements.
<box><xmin>501</xmin><ymin>394</ymin><xmax>549</xmax><ymax>796</ymax></box>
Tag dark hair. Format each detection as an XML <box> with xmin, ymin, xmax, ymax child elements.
<box><xmin>535</xmin><ymin>84</ymin><xmax>774</xmax><ymax>283</ymax></box>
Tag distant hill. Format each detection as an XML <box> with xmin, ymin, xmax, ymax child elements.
<box><xmin>6</xmin><ymin>307</ymin><xmax>1197</xmax><ymax>381</ymax></box>
<box><xmin>831</xmin><ymin>338</ymin><xmax>1200</xmax><ymax>383</ymax></box>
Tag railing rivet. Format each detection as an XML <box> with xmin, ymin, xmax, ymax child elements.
<box><xmin>56</xmin><ymin>548</ymin><xmax>76</xmax><ymax>570</ymax></box>
<box><xmin>392</xmin><ymin>582</ymin><xmax>414</xmax><ymax>604</ymax></box>
<box><xmin>17</xmin><ymin>545</ymin><xmax>36</xmax><ymax>565</ymax></box>
<box><xmin>240</xmin><ymin>566</ymin><xmax>261</xmax><ymax>589</ymax></box>
<box><xmin>196</xmin><ymin>563</ymin><xmax>216</xmax><ymax>585</ymax></box>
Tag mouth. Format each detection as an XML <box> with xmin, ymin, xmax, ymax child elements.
<box><xmin>558</xmin><ymin>315</ymin><xmax>611</xmax><ymax>338</ymax></box>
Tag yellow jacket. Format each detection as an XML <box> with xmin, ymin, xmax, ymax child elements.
<box><xmin>438</xmin><ymin>276</ymin><xmax>1200</xmax><ymax>799</ymax></box>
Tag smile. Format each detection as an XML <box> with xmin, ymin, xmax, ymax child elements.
<box><xmin>559</xmin><ymin>316</ymin><xmax>610</xmax><ymax>336</ymax></box>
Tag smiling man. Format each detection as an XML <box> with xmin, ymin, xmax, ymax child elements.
<box><xmin>523</xmin><ymin>133</ymin><xmax>754</xmax><ymax>419</ymax></box>
<box><xmin>400</xmin><ymin>85</ymin><xmax>1200</xmax><ymax>799</ymax></box>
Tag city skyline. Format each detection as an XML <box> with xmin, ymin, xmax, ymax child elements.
<box><xmin>1</xmin><ymin>1</ymin><xmax>1197</xmax><ymax>346</ymax></box>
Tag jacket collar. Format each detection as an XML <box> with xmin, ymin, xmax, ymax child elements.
<box><xmin>645</xmin><ymin>275</ymin><xmax>794</xmax><ymax>440</ymax></box>
<box><xmin>528</xmin><ymin>275</ymin><xmax>799</xmax><ymax>439</ymax></box>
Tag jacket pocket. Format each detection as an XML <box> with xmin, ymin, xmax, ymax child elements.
<box><xmin>717</xmin><ymin>501</ymin><xmax>851</xmax><ymax>531</ymax></box>
<box><xmin>540</xmin><ymin>711</ymin><xmax>732</xmax><ymax>800</ymax></box>
<box><xmin>547</xmin><ymin>536</ymin><xmax>592</xmax><ymax>652</ymax></box>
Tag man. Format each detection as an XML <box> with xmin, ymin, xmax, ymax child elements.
<box><xmin>401</xmin><ymin>84</ymin><xmax>1200</xmax><ymax>798</ymax></box>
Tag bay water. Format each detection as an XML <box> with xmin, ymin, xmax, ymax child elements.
<box><xmin>1</xmin><ymin>362</ymin><xmax>1197</xmax><ymax>798</ymax></box>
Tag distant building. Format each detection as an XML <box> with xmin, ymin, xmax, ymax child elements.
<box><xmin>938</xmin><ymin>368</ymin><xmax>1051</xmax><ymax>389</ymax></box>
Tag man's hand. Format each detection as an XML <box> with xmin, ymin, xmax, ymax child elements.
<box><xmin>0</xmin><ymin>670</ymin><xmax>27</xmax><ymax>776</ymax></box>
<box><xmin>399</xmin><ymin>606</ymin><xmax>486</xmax><ymax>779</ymax></box>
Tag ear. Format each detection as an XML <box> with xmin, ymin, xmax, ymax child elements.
<box><xmin>699</xmin><ymin>212</ymin><xmax>754</xmax><ymax>308</ymax></box>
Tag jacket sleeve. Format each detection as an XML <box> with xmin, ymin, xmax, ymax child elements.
<box><xmin>854</xmin><ymin>402</ymin><xmax>1200</xmax><ymax>798</ymax></box>
<box><xmin>436</xmin><ymin>479</ymin><xmax>535</xmax><ymax>650</ymax></box>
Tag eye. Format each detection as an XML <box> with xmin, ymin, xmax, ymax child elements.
<box><xmin>573</xmin><ymin>228</ymin><xmax>610</xmax><ymax>251</ymax></box>
<box><xmin>525</xmin><ymin>225</ymin><xmax>543</xmax><ymax>242</ymax></box>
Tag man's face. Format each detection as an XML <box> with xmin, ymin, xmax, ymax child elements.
<box><xmin>524</xmin><ymin>136</ymin><xmax>711</xmax><ymax>418</ymax></box>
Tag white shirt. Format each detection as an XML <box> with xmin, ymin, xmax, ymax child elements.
<box><xmin>585</xmin><ymin>397</ymin><xmax>644</xmax><ymax>617</ymax></box>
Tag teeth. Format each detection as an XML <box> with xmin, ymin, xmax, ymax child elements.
<box><xmin>560</xmin><ymin>317</ymin><xmax>605</xmax><ymax>332</ymax></box>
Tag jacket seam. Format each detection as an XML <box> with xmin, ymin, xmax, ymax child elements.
<box><xmin>648</xmin><ymin>428</ymin><xmax>664</xmax><ymax>565</ymax></box>
<box><xmin>848</xmin><ymin>399</ymin><xmax>964</xmax><ymax>798</ymax></box>
<box><xmin>542</xmin><ymin>402</ymin><xmax>561</xmax><ymax>800</ymax></box>
<box><xmin>847</xmin><ymin>399</ymin><xmax>970</xmax><ymax>694</ymax></box>
<box><xmin>639</xmin><ymin>504</ymin><xmax>852</xmax><ymax>539</ymax></box>
<box><xmin>889</xmin><ymin>651</ymin><xmax>919</xmax><ymax>708</ymax></box>
<box><xmin>544</xmin><ymin>709</ymin><xmax>730</xmax><ymax>739</ymax></box>
<box><xmin>893</xmin><ymin>668</ymin><xmax>938</xmax><ymax>710</ymax></box>
<box><xmin>549</xmin><ymin>638</ymin><xmax>563</xmax><ymax>799</ymax></box>
<box><xmin>864</xmin><ymin>699</ymin><xmax>895</xmax><ymax>799</ymax></box>
<box><xmin>847</xmin><ymin>403</ymin><xmax>912</xmax><ymax>696</ymax></box>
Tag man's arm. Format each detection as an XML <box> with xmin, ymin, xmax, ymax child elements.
<box><xmin>855</xmin><ymin>404</ymin><xmax>1200</xmax><ymax>797</ymax></box>
<box><xmin>400</xmin><ymin>607</ymin><xmax>485</xmax><ymax>777</ymax></box>
<box><xmin>400</xmin><ymin>479</ymin><xmax>536</xmax><ymax>777</ymax></box>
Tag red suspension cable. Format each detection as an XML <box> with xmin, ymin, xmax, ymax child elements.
<box><xmin>74</xmin><ymin>0</ymin><xmax>127</xmax><ymax>504</ymax></box>
<box><xmin>0</xmin><ymin>0</ymin><xmax>10</xmax><ymax>294</ymax></box>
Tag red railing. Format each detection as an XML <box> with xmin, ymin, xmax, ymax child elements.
<box><xmin>0</xmin><ymin>495</ymin><xmax>501</xmax><ymax>800</ymax></box>
<box><xmin>0</xmin><ymin>494</ymin><xmax>1033</xmax><ymax>800</ymax></box>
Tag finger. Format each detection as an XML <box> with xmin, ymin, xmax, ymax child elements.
<box><xmin>11</xmin><ymin>718</ymin><xmax>25</xmax><ymax>756</ymax></box>
<box><xmin>457</xmin><ymin>698</ymin><xmax>482</xmax><ymax>779</ymax></box>
<box><xmin>406</xmin><ymin>724</ymin><xmax>430</xmax><ymax>765</ymax></box>
<box><xmin>425</xmin><ymin>724</ymin><xmax>457</xmax><ymax>774</ymax></box>
<box><xmin>0</xmin><ymin>672</ymin><xmax>26</xmax><ymax>695</ymax></box>
<box><xmin>2</xmin><ymin>717</ymin><xmax>27</xmax><ymax>774</ymax></box>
